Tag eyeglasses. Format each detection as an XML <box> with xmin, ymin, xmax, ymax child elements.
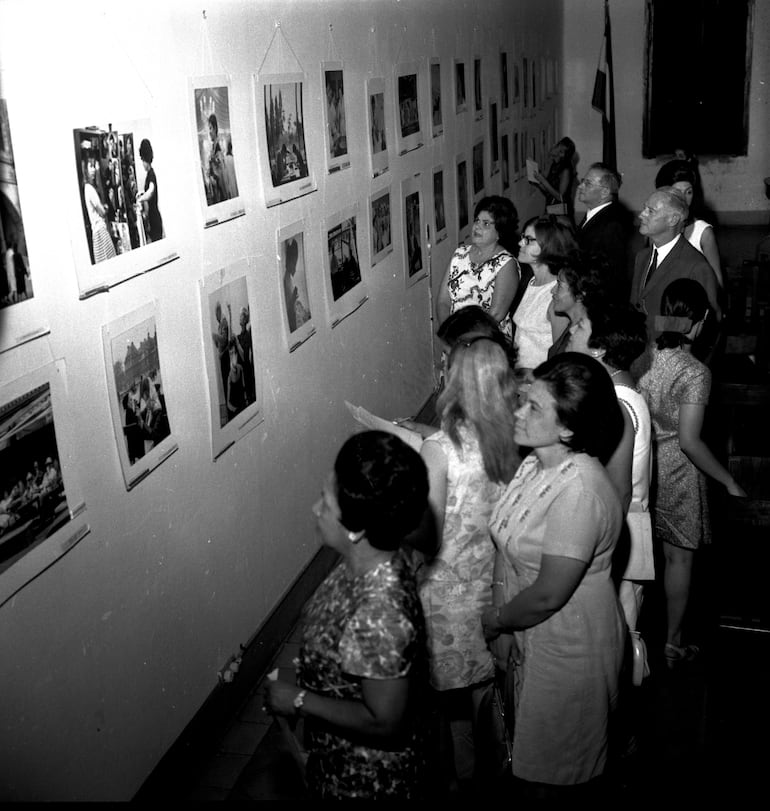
<box><xmin>473</xmin><ymin>217</ymin><xmax>496</xmax><ymax>229</ymax></box>
<box><xmin>520</xmin><ymin>235</ymin><xmax>539</xmax><ymax>245</ymax></box>
<box><xmin>578</xmin><ymin>177</ymin><xmax>604</xmax><ymax>188</ymax></box>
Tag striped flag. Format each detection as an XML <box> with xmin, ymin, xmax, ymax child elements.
<box><xmin>592</xmin><ymin>0</ymin><xmax>617</xmax><ymax>170</ymax></box>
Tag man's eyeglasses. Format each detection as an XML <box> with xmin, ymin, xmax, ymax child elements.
<box><xmin>578</xmin><ymin>177</ymin><xmax>604</xmax><ymax>188</ymax></box>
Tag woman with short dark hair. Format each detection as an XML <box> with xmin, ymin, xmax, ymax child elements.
<box><xmin>481</xmin><ymin>353</ymin><xmax>625</xmax><ymax>799</ymax></box>
<box><xmin>265</xmin><ymin>431</ymin><xmax>431</xmax><ymax>799</ymax></box>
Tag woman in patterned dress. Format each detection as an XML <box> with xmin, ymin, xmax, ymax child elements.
<box><xmin>481</xmin><ymin>353</ymin><xmax>626</xmax><ymax>799</ymax></box>
<box><xmin>416</xmin><ymin>334</ymin><xmax>520</xmax><ymax>792</ymax></box>
<box><xmin>265</xmin><ymin>431</ymin><xmax>431</xmax><ymax>799</ymax></box>
<box><xmin>637</xmin><ymin>280</ymin><xmax>745</xmax><ymax>666</ymax></box>
<box><xmin>436</xmin><ymin>196</ymin><xmax>520</xmax><ymax>340</ymax></box>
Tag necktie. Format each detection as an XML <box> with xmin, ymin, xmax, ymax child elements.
<box><xmin>579</xmin><ymin>214</ymin><xmax>587</xmax><ymax>228</ymax></box>
<box><xmin>644</xmin><ymin>248</ymin><xmax>658</xmax><ymax>287</ymax></box>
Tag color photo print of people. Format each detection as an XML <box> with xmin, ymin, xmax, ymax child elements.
<box><xmin>194</xmin><ymin>86</ymin><xmax>240</xmax><ymax>207</ymax></box>
<box><xmin>327</xmin><ymin>217</ymin><xmax>362</xmax><ymax>302</ymax></box>
<box><xmin>1</xmin><ymin>99</ymin><xmax>34</xmax><ymax>312</ymax></box>
<box><xmin>0</xmin><ymin>383</ymin><xmax>70</xmax><ymax>577</ymax></box>
<box><xmin>74</xmin><ymin>122</ymin><xmax>165</xmax><ymax>266</ymax></box>
<box><xmin>264</xmin><ymin>79</ymin><xmax>309</xmax><ymax>188</ymax></box>
<box><xmin>108</xmin><ymin>314</ymin><xmax>171</xmax><ymax>475</ymax></box>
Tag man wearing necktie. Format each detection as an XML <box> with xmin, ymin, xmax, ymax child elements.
<box><xmin>575</xmin><ymin>163</ymin><xmax>635</xmax><ymax>296</ymax></box>
<box><xmin>630</xmin><ymin>188</ymin><xmax>721</xmax><ymax>374</ymax></box>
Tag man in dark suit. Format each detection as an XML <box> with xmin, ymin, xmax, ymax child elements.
<box><xmin>575</xmin><ymin>162</ymin><xmax>635</xmax><ymax>295</ymax></box>
<box><xmin>630</xmin><ymin>188</ymin><xmax>721</xmax><ymax>370</ymax></box>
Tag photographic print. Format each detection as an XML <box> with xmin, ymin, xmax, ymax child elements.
<box><xmin>0</xmin><ymin>97</ymin><xmax>48</xmax><ymax>353</ymax></box>
<box><xmin>523</xmin><ymin>57</ymin><xmax>529</xmax><ymax>109</ymax></box>
<box><xmin>365</xmin><ymin>77</ymin><xmax>389</xmax><ymax>179</ymax></box>
<box><xmin>254</xmin><ymin>72</ymin><xmax>316</xmax><ymax>207</ymax></box>
<box><xmin>200</xmin><ymin>262</ymin><xmax>263</xmax><ymax>458</ymax></box>
<box><xmin>322</xmin><ymin>62</ymin><xmax>350</xmax><ymax>174</ymax></box>
<box><xmin>395</xmin><ymin>62</ymin><xmax>422</xmax><ymax>156</ymax></box>
<box><xmin>0</xmin><ymin>361</ymin><xmax>88</xmax><ymax>608</ymax></box>
<box><xmin>369</xmin><ymin>186</ymin><xmax>393</xmax><ymax>266</ymax></box>
<box><xmin>472</xmin><ymin>138</ymin><xmax>485</xmax><ymax>200</ymax></box>
<box><xmin>489</xmin><ymin>102</ymin><xmax>499</xmax><ymax>177</ymax></box>
<box><xmin>102</xmin><ymin>302</ymin><xmax>177</xmax><ymax>489</ymax></box>
<box><xmin>531</xmin><ymin>59</ymin><xmax>537</xmax><ymax>110</ymax></box>
<box><xmin>402</xmin><ymin>174</ymin><xmax>425</xmax><ymax>287</ymax></box>
<box><xmin>191</xmin><ymin>77</ymin><xmax>245</xmax><ymax>227</ymax></box>
<box><xmin>513</xmin><ymin>130</ymin><xmax>520</xmax><ymax>177</ymax></box>
<box><xmin>432</xmin><ymin>166</ymin><xmax>447</xmax><ymax>245</ymax></box>
<box><xmin>500</xmin><ymin>51</ymin><xmax>510</xmax><ymax>120</ymax></box>
<box><xmin>473</xmin><ymin>57</ymin><xmax>483</xmax><ymax>121</ymax></box>
<box><xmin>70</xmin><ymin>118</ymin><xmax>178</xmax><ymax>299</ymax></box>
<box><xmin>501</xmin><ymin>133</ymin><xmax>510</xmax><ymax>191</ymax></box>
<box><xmin>277</xmin><ymin>221</ymin><xmax>316</xmax><ymax>351</ymax></box>
<box><xmin>430</xmin><ymin>58</ymin><xmax>443</xmax><ymax>138</ymax></box>
<box><xmin>456</xmin><ymin>153</ymin><xmax>470</xmax><ymax>242</ymax></box>
<box><xmin>323</xmin><ymin>206</ymin><xmax>368</xmax><ymax>328</ymax></box>
<box><xmin>513</xmin><ymin>60</ymin><xmax>521</xmax><ymax>104</ymax></box>
<box><xmin>454</xmin><ymin>59</ymin><xmax>467</xmax><ymax>114</ymax></box>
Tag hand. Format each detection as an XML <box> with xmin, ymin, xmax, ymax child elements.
<box><xmin>481</xmin><ymin>605</ymin><xmax>501</xmax><ymax>641</ymax></box>
<box><xmin>727</xmin><ymin>480</ymin><xmax>748</xmax><ymax>498</ymax></box>
<box><xmin>264</xmin><ymin>679</ymin><xmax>302</xmax><ymax>718</ymax></box>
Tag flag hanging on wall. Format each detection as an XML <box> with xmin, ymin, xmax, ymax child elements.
<box><xmin>591</xmin><ymin>0</ymin><xmax>616</xmax><ymax>171</ymax></box>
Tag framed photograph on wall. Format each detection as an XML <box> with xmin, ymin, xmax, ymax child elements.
<box><xmin>489</xmin><ymin>102</ymin><xmax>499</xmax><ymax>177</ymax></box>
<box><xmin>369</xmin><ymin>185</ymin><xmax>393</xmax><ymax>266</ymax></box>
<box><xmin>522</xmin><ymin>57</ymin><xmax>529</xmax><ymax>110</ymax></box>
<box><xmin>254</xmin><ymin>72</ymin><xmax>317</xmax><ymax>207</ymax></box>
<box><xmin>473</xmin><ymin>56</ymin><xmax>483</xmax><ymax>121</ymax></box>
<box><xmin>472</xmin><ymin>137</ymin><xmax>485</xmax><ymax>202</ymax></box>
<box><xmin>454</xmin><ymin>59</ymin><xmax>467</xmax><ymax>115</ymax></box>
<box><xmin>366</xmin><ymin>77</ymin><xmax>390</xmax><ymax>179</ymax></box>
<box><xmin>0</xmin><ymin>360</ymin><xmax>89</xmax><ymax>609</ymax></box>
<box><xmin>455</xmin><ymin>152</ymin><xmax>470</xmax><ymax>243</ymax></box>
<box><xmin>394</xmin><ymin>62</ymin><xmax>423</xmax><ymax>156</ymax></box>
<box><xmin>432</xmin><ymin>166</ymin><xmax>448</xmax><ymax>245</ymax></box>
<box><xmin>323</xmin><ymin>206</ymin><xmax>368</xmax><ymax>328</ymax></box>
<box><xmin>520</xmin><ymin>128</ymin><xmax>527</xmax><ymax>175</ymax></box>
<box><xmin>199</xmin><ymin>262</ymin><xmax>263</xmax><ymax>459</ymax></box>
<box><xmin>102</xmin><ymin>301</ymin><xmax>178</xmax><ymax>489</ymax></box>
<box><xmin>513</xmin><ymin>59</ymin><xmax>521</xmax><ymax>104</ymax></box>
<box><xmin>277</xmin><ymin>221</ymin><xmax>316</xmax><ymax>352</ymax></box>
<box><xmin>190</xmin><ymin>76</ymin><xmax>246</xmax><ymax>227</ymax></box>
<box><xmin>501</xmin><ymin>133</ymin><xmax>510</xmax><ymax>191</ymax></box>
<box><xmin>322</xmin><ymin>62</ymin><xmax>350</xmax><ymax>174</ymax></box>
<box><xmin>430</xmin><ymin>58</ymin><xmax>443</xmax><ymax>139</ymax></box>
<box><xmin>513</xmin><ymin>130</ymin><xmax>520</xmax><ymax>178</ymax></box>
<box><xmin>0</xmin><ymin>95</ymin><xmax>48</xmax><ymax>353</ymax></box>
<box><xmin>402</xmin><ymin>174</ymin><xmax>426</xmax><ymax>287</ymax></box>
<box><xmin>531</xmin><ymin>59</ymin><xmax>538</xmax><ymax>110</ymax></box>
<box><xmin>500</xmin><ymin>51</ymin><xmax>510</xmax><ymax>121</ymax></box>
<box><xmin>69</xmin><ymin>117</ymin><xmax>179</xmax><ymax>299</ymax></box>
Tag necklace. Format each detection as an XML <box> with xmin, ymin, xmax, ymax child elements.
<box><xmin>610</xmin><ymin>369</ymin><xmax>623</xmax><ymax>379</ymax></box>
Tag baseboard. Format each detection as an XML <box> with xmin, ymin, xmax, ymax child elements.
<box><xmin>133</xmin><ymin>545</ymin><xmax>339</xmax><ymax>801</ymax></box>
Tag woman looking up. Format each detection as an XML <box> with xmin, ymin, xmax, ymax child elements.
<box><xmin>265</xmin><ymin>431</ymin><xmax>431</xmax><ymax>799</ymax></box>
<box><xmin>415</xmin><ymin>336</ymin><xmax>520</xmax><ymax>793</ymax></box>
<box><xmin>436</xmin><ymin>196</ymin><xmax>520</xmax><ymax>341</ymax></box>
<box><xmin>511</xmin><ymin>216</ymin><xmax>575</xmax><ymax>377</ymax></box>
<box><xmin>481</xmin><ymin>353</ymin><xmax>626</xmax><ymax>800</ymax></box>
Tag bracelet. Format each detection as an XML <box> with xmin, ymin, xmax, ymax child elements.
<box><xmin>491</xmin><ymin>580</ymin><xmax>504</xmax><ymax>588</ymax></box>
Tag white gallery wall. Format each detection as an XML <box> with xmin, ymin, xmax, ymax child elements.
<box><xmin>0</xmin><ymin>0</ymin><xmax>562</xmax><ymax>800</ymax></box>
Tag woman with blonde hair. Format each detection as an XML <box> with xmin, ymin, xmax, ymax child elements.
<box><xmin>415</xmin><ymin>335</ymin><xmax>520</xmax><ymax>794</ymax></box>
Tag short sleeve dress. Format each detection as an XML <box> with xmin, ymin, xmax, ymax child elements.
<box><xmin>446</xmin><ymin>245</ymin><xmax>518</xmax><ymax>339</ymax></box>
<box><xmin>489</xmin><ymin>453</ymin><xmax>625</xmax><ymax>785</ymax></box>
<box><xmin>295</xmin><ymin>551</ymin><xmax>428</xmax><ymax>799</ymax></box>
<box><xmin>637</xmin><ymin>347</ymin><xmax>712</xmax><ymax>549</ymax></box>
<box><xmin>512</xmin><ymin>278</ymin><xmax>558</xmax><ymax>369</ymax></box>
<box><xmin>416</xmin><ymin>428</ymin><xmax>506</xmax><ymax>691</ymax></box>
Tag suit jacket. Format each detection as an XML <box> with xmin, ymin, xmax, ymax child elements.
<box><xmin>577</xmin><ymin>201</ymin><xmax>634</xmax><ymax>292</ymax></box>
<box><xmin>630</xmin><ymin>235</ymin><xmax>721</xmax><ymax>343</ymax></box>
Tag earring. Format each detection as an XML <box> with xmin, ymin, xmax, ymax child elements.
<box><xmin>347</xmin><ymin>530</ymin><xmax>365</xmax><ymax>544</ymax></box>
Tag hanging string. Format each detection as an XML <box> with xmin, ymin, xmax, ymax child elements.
<box><xmin>98</xmin><ymin>7</ymin><xmax>154</xmax><ymax>101</ymax></box>
<box><xmin>393</xmin><ymin>24</ymin><xmax>408</xmax><ymax>68</ymax></box>
<box><xmin>200</xmin><ymin>10</ymin><xmax>215</xmax><ymax>75</ymax></box>
<box><xmin>257</xmin><ymin>20</ymin><xmax>304</xmax><ymax>76</ymax></box>
<box><xmin>327</xmin><ymin>23</ymin><xmax>341</xmax><ymax>63</ymax></box>
<box><xmin>368</xmin><ymin>25</ymin><xmax>378</xmax><ymax>76</ymax></box>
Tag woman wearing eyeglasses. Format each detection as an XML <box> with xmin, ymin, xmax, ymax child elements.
<box><xmin>436</xmin><ymin>196</ymin><xmax>520</xmax><ymax>341</ymax></box>
<box><xmin>415</xmin><ymin>335</ymin><xmax>520</xmax><ymax>794</ymax></box>
<box><xmin>511</xmin><ymin>216</ymin><xmax>576</xmax><ymax>377</ymax></box>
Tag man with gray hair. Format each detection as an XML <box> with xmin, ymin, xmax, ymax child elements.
<box><xmin>630</xmin><ymin>187</ymin><xmax>720</xmax><ymax>351</ymax></box>
<box><xmin>576</xmin><ymin>162</ymin><xmax>635</xmax><ymax>293</ymax></box>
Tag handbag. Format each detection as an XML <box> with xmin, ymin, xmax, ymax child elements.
<box><xmin>623</xmin><ymin>505</ymin><xmax>655</xmax><ymax>581</ymax></box>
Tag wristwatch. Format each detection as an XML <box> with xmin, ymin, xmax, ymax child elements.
<box><xmin>293</xmin><ymin>689</ymin><xmax>307</xmax><ymax>715</ymax></box>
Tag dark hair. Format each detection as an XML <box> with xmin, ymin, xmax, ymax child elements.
<box><xmin>437</xmin><ymin>306</ymin><xmax>517</xmax><ymax>368</ymax></box>
<box><xmin>139</xmin><ymin>138</ymin><xmax>154</xmax><ymax>164</ymax></box>
<box><xmin>523</xmin><ymin>215</ymin><xmax>579</xmax><ymax>267</ymax></box>
<box><xmin>208</xmin><ymin>113</ymin><xmax>219</xmax><ymax>134</ymax></box>
<box><xmin>654</xmin><ymin>159</ymin><xmax>696</xmax><ymax>190</ymax></box>
<box><xmin>551</xmin><ymin>136</ymin><xmax>576</xmax><ymax>170</ymax></box>
<box><xmin>334</xmin><ymin>431</ymin><xmax>428</xmax><ymax>551</ymax></box>
<box><xmin>588</xmin><ymin>162</ymin><xmax>621</xmax><ymax>195</ymax></box>
<box><xmin>474</xmin><ymin>195</ymin><xmax>519</xmax><ymax>251</ymax></box>
<box><xmin>554</xmin><ymin>249</ymin><xmax>615</xmax><ymax>312</ymax></box>
<box><xmin>533</xmin><ymin>352</ymin><xmax>624</xmax><ymax>464</ymax></box>
<box><xmin>583</xmin><ymin>301</ymin><xmax>648</xmax><ymax>371</ymax></box>
<box><xmin>656</xmin><ymin>278</ymin><xmax>709</xmax><ymax>350</ymax></box>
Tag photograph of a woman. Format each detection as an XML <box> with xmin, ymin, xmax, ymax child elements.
<box><xmin>195</xmin><ymin>86</ymin><xmax>240</xmax><ymax>206</ymax></box>
<box><xmin>281</xmin><ymin>234</ymin><xmax>311</xmax><ymax>334</ymax></box>
<box><xmin>455</xmin><ymin>60</ymin><xmax>467</xmax><ymax>113</ymax></box>
<box><xmin>134</xmin><ymin>138</ymin><xmax>164</xmax><ymax>244</ymax></box>
<box><xmin>324</xmin><ymin>67</ymin><xmax>348</xmax><ymax>160</ymax></box>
